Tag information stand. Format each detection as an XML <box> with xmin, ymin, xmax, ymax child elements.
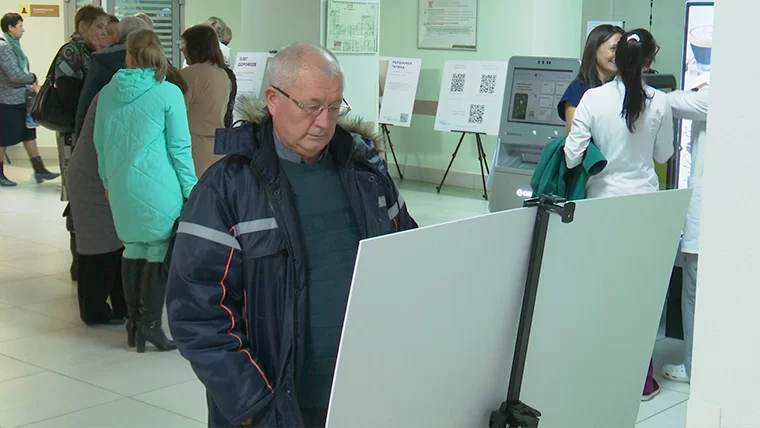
<box><xmin>436</xmin><ymin>130</ymin><xmax>490</xmax><ymax>200</ymax></box>
<box><xmin>380</xmin><ymin>124</ymin><xmax>403</xmax><ymax>179</ymax></box>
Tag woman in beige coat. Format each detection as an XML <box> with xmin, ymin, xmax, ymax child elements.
<box><xmin>180</xmin><ymin>24</ymin><xmax>231</xmax><ymax>177</ymax></box>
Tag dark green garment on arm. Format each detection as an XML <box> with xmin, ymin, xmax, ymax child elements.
<box><xmin>530</xmin><ymin>136</ymin><xmax>607</xmax><ymax>200</ymax></box>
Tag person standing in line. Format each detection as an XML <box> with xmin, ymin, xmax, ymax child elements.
<box><xmin>564</xmin><ymin>29</ymin><xmax>674</xmax><ymax>401</ymax></box>
<box><xmin>179</xmin><ymin>24</ymin><xmax>231</xmax><ymax>177</ymax></box>
<box><xmin>166</xmin><ymin>43</ymin><xmax>417</xmax><ymax>428</ymax></box>
<box><xmin>103</xmin><ymin>15</ymin><xmax>120</xmax><ymax>47</ymax></box>
<box><xmin>93</xmin><ymin>29</ymin><xmax>197</xmax><ymax>353</ymax></box>
<box><xmin>661</xmin><ymin>84</ymin><xmax>709</xmax><ymax>384</ymax></box>
<box><xmin>558</xmin><ymin>24</ymin><xmax>625</xmax><ymax>132</ymax></box>
<box><xmin>0</xmin><ymin>12</ymin><xmax>59</xmax><ymax>187</ymax></box>
<box><xmin>203</xmin><ymin>16</ymin><xmax>232</xmax><ymax>67</ymax></box>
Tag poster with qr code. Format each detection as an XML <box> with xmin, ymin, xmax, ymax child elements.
<box><xmin>434</xmin><ymin>60</ymin><xmax>508</xmax><ymax>136</ymax></box>
<box><xmin>378</xmin><ymin>57</ymin><xmax>422</xmax><ymax>127</ymax></box>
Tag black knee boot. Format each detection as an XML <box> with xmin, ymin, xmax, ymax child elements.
<box><xmin>121</xmin><ymin>258</ymin><xmax>146</xmax><ymax>348</ymax></box>
<box><xmin>136</xmin><ymin>262</ymin><xmax>176</xmax><ymax>353</ymax></box>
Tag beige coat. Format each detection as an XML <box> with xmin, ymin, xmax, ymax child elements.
<box><xmin>181</xmin><ymin>62</ymin><xmax>230</xmax><ymax>177</ymax></box>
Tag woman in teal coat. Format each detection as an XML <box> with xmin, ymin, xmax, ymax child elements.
<box><xmin>94</xmin><ymin>29</ymin><xmax>197</xmax><ymax>353</ymax></box>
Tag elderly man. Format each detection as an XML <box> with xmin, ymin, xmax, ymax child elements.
<box><xmin>167</xmin><ymin>43</ymin><xmax>417</xmax><ymax>428</ymax></box>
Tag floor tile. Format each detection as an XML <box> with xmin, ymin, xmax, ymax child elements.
<box><xmin>0</xmin><ymin>354</ymin><xmax>44</xmax><ymax>382</ymax></box>
<box><xmin>22</xmin><ymin>398</ymin><xmax>205</xmax><ymax>428</ymax></box>
<box><xmin>0</xmin><ymin>265</ymin><xmax>45</xmax><ymax>286</ymax></box>
<box><xmin>0</xmin><ymin>250</ymin><xmax>73</xmax><ymax>277</ymax></box>
<box><xmin>0</xmin><ymin>326</ymin><xmax>128</xmax><ymax>370</ymax></box>
<box><xmin>0</xmin><ymin>307</ymin><xmax>75</xmax><ymax>343</ymax></box>
<box><xmin>637</xmin><ymin>401</ymin><xmax>687</xmax><ymax>427</ymax></box>
<box><xmin>0</xmin><ymin>371</ymin><xmax>121</xmax><ymax>427</ymax></box>
<box><xmin>637</xmin><ymin>387</ymin><xmax>690</xmax><ymax>423</ymax></box>
<box><xmin>0</xmin><ymin>276</ymin><xmax>75</xmax><ymax>306</ymax></box>
<box><xmin>133</xmin><ymin>380</ymin><xmax>208</xmax><ymax>423</ymax></box>
<box><xmin>55</xmin><ymin>352</ymin><xmax>199</xmax><ymax>397</ymax></box>
<box><xmin>22</xmin><ymin>297</ymin><xmax>82</xmax><ymax>324</ymax></box>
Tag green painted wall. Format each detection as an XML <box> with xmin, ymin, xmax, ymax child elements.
<box><xmin>184</xmin><ymin>0</ymin><xmax>242</xmax><ymax>60</ymax></box>
<box><xmin>379</xmin><ymin>0</ymin><xmax>583</xmax><ymax>176</ymax></box>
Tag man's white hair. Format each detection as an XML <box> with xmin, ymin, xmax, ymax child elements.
<box><xmin>119</xmin><ymin>16</ymin><xmax>150</xmax><ymax>40</ymax></box>
<box><xmin>267</xmin><ymin>43</ymin><xmax>344</xmax><ymax>90</ymax></box>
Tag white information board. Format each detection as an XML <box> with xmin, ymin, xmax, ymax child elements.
<box><xmin>434</xmin><ymin>60</ymin><xmax>508</xmax><ymax>136</ymax></box>
<box><xmin>326</xmin><ymin>1</ymin><xmax>380</xmax><ymax>54</ymax></box>
<box><xmin>586</xmin><ymin>20</ymin><xmax>625</xmax><ymax>37</ymax></box>
<box><xmin>326</xmin><ymin>189</ymin><xmax>692</xmax><ymax>428</ymax></box>
<box><xmin>232</xmin><ymin>52</ymin><xmax>273</xmax><ymax>99</ymax></box>
<box><xmin>418</xmin><ymin>0</ymin><xmax>478</xmax><ymax>50</ymax></box>
<box><xmin>378</xmin><ymin>57</ymin><xmax>422</xmax><ymax>127</ymax></box>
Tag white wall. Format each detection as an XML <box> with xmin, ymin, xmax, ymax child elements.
<box><xmin>687</xmin><ymin>0</ymin><xmax>758</xmax><ymax>426</ymax></box>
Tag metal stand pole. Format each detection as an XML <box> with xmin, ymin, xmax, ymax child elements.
<box><xmin>436</xmin><ymin>132</ymin><xmax>467</xmax><ymax>194</ymax></box>
<box><xmin>381</xmin><ymin>124</ymin><xmax>403</xmax><ymax>179</ymax></box>
<box><xmin>437</xmin><ymin>132</ymin><xmax>489</xmax><ymax>200</ymax></box>
<box><xmin>489</xmin><ymin>195</ymin><xmax>576</xmax><ymax>428</ymax></box>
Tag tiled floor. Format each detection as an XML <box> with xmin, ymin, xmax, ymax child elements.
<box><xmin>0</xmin><ymin>163</ymin><xmax>689</xmax><ymax>427</ymax></box>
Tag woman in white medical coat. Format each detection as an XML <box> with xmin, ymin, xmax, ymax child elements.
<box><xmin>564</xmin><ymin>29</ymin><xmax>673</xmax><ymax>198</ymax></box>
<box><xmin>564</xmin><ymin>28</ymin><xmax>674</xmax><ymax>401</ymax></box>
<box><xmin>661</xmin><ymin>85</ymin><xmax>709</xmax><ymax>385</ymax></box>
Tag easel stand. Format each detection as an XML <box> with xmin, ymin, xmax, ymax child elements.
<box><xmin>380</xmin><ymin>124</ymin><xmax>403</xmax><ymax>180</ymax></box>
<box><xmin>489</xmin><ymin>195</ymin><xmax>576</xmax><ymax>428</ymax></box>
<box><xmin>436</xmin><ymin>131</ymin><xmax>490</xmax><ymax>200</ymax></box>
<box><xmin>3</xmin><ymin>153</ymin><xmax>10</xmax><ymax>165</ymax></box>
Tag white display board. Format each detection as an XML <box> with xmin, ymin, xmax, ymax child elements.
<box><xmin>434</xmin><ymin>60</ymin><xmax>508</xmax><ymax>136</ymax></box>
<box><xmin>232</xmin><ymin>52</ymin><xmax>273</xmax><ymax>99</ymax></box>
<box><xmin>586</xmin><ymin>20</ymin><xmax>625</xmax><ymax>37</ymax></box>
<box><xmin>418</xmin><ymin>0</ymin><xmax>478</xmax><ymax>50</ymax></box>
<box><xmin>378</xmin><ymin>57</ymin><xmax>422</xmax><ymax>127</ymax></box>
<box><xmin>326</xmin><ymin>1</ymin><xmax>380</xmax><ymax>54</ymax></box>
<box><xmin>678</xmin><ymin>1</ymin><xmax>713</xmax><ymax>189</ymax></box>
<box><xmin>326</xmin><ymin>189</ymin><xmax>692</xmax><ymax>428</ymax></box>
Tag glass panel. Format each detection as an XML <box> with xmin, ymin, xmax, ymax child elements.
<box><xmin>112</xmin><ymin>0</ymin><xmax>175</xmax><ymax>63</ymax></box>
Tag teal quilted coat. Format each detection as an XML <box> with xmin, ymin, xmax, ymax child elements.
<box><xmin>93</xmin><ymin>68</ymin><xmax>197</xmax><ymax>258</ymax></box>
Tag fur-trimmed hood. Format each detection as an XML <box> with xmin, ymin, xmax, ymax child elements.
<box><xmin>230</xmin><ymin>95</ymin><xmax>384</xmax><ymax>153</ymax></box>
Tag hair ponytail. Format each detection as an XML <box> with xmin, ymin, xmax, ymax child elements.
<box><xmin>615</xmin><ymin>29</ymin><xmax>659</xmax><ymax>132</ymax></box>
<box><xmin>126</xmin><ymin>29</ymin><xmax>169</xmax><ymax>81</ymax></box>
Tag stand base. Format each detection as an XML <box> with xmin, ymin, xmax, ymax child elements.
<box><xmin>489</xmin><ymin>400</ymin><xmax>542</xmax><ymax>428</ymax></box>
<box><xmin>436</xmin><ymin>131</ymin><xmax>490</xmax><ymax>200</ymax></box>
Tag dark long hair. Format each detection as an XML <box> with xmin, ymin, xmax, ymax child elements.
<box><xmin>577</xmin><ymin>24</ymin><xmax>624</xmax><ymax>88</ymax></box>
<box><xmin>616</xmin><ymin>29</ymin><xmax>659</xmax><ymax>132</ymax></box>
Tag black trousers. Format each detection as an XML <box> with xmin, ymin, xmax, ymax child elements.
<box><xmin>77</xmin><ymin>248</ymin><xmax>127</xmax><ymax>324</ymax></box>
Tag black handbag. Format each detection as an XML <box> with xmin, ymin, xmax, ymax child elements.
<box><xmin>30</xmin><ymin>45</ymin><xmax>83</xmax><ymax>133</ymax></box>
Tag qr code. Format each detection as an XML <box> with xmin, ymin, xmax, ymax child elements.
<box><xmin>450</xmin><ymin>73</ymin><xmax>466</xmax><ymax>93</ymax></box>
<box><xmin>399</xmin><ymin>113</ymin><xmax>409</xmax><ymax>123</ymax></box>
<box><xmin>479</xmin><ymin>74</ymin><xmax>497</xmax><ymax>94</ymax></box>
<box><xmin>468</xmin><ymin>104</ymin><xmax>485</xmax><ymax>124</ymax></box>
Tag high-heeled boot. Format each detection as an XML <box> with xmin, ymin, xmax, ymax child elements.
<box><xmin>121</xmin><ymin>258</ymin><xmax>146</xmax><ymax>348</ymax></box>
<box><xmin>136</xmin><ymin>262</ymin><xmax>176</xmax><ymax>353</ymax></box>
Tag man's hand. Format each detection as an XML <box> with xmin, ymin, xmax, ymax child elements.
<box><xmin>241</xmin><ymin>417</ymin><xmax>254</xmax><ymax>426</ymax></box>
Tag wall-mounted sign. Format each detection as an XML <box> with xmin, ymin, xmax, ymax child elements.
<box><xmin>18</xmin><ymin>4</ymin><xmax>60</xmax><ymax>17</ymax></box>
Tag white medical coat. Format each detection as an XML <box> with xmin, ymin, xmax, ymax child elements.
<box><xmin>668</xmin><ymin>88</ymin><xmax>709</xmax><ymax>254</ymax></box>
<box><xmin>564</xmin><ymin>78</ymin><xmax>674</xmax><ymax>198</ymax></box>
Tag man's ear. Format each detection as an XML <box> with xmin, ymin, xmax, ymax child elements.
<box><xmin>264</xmin><ymin>87</ymin><xmax>278</xmax><ymax>115</ymax></box>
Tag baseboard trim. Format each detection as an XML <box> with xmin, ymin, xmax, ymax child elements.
<box><xmin>386</xmin><ymin>162</ymin><xmax>483</xmax><ymax>190</ymax></box>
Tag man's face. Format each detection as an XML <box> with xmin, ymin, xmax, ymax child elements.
<box><xmin>266</xmin><ymin>66</ymin><xmax>344</xmax><ymax>163</ymax></box>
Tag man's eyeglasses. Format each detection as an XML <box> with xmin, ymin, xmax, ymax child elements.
<box><xmin>271</xmin><ymin>85</ymin><xmax>352</xmax><ymax>118</ymax></box>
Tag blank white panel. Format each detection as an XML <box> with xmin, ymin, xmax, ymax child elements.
<box><xmin>327</xmin><ymin>189</ymin><xmax>691</xmax><ymax>428</ymax></box>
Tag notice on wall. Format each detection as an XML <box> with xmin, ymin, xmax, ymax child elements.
<box><xmin>233</xmin><ymin>52</ymin><xmax>273</xmax><ymax>99</ymax></box>
<box><xmin>418</xmin><ymin>0</ymin><xmax>478</xmax><ymax>51</ymax></box>
<box><xmin>327</xmin><ymin>1</ymin><xmax>380</xmax><ymax>54</ymax></box>
<box><xmin>18</xmin><ymin>4</ymin><xmax>59</xmax><ymax>17</ymax></box>
<box><xmin>378</xmin><ymin>57</ymin><xmax>422</xmax><ymax>127</ymax></box>
<box><xmin>586</xmin><ymin>20</ymin><xmax>625</xmax><ymax>37</ymax></box>
<box><xmin>434</xmin><ymin>60</ymin><xmax>508</xmax><ymax>136</ymax></box>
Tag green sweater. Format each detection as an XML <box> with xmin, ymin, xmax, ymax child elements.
<box><xmin>530</xmin><ymin>136</ymin><xmax>607</xmax><ymax>201</ymax></box>
<box><xmin>279</xmin><ymin>149</ymin><xmax>361</xmax><ymax>410</ymax></box>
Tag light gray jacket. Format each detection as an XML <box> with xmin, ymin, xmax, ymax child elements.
<box><xmin>0</xmin><ymin>36</ymin><xmax>35</xmax><ymax>105</ymax></box>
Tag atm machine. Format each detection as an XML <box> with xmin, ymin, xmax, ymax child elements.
<box><xmin>488</xmin><ymin>56</ymin><xmax>580</xmax><ymax>213</ymax></box>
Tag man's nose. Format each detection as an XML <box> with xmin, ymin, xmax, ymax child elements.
<box><xmin>313</xmin><ymin>108</ymin><xmax>332</xmax><ymax>129</ymax></box>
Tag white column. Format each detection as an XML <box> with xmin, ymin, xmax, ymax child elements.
<box><xmin>687</xmin><ymin>0</ymin><xmax>760</xmax><ymax>426</ymax></box>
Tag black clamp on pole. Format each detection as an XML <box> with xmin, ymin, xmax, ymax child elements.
<box><xmin>489</xmin><ymin>194</ymin><xmax>575</xmax><ymax>428</ymax></box>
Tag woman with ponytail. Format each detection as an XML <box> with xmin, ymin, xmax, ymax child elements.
<box><xmin>93</xmin><ymin>29</ymin><xmax>197</xmax><ymax>353</ymax></box>
<box><xmin>564</xmin><ymin>29</ymin><xmax>673</xmax><ymax>199</ymax></box>
<box><xmin>564</xmin><ymin>29</ymin><xmax>673</xmax><ymax>401</ymax></box>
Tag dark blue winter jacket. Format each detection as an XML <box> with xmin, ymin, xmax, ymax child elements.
<box><xmin>166</xmin><ymin>107</ymin><xmax>417</xmax><ymax>428</ymax></box>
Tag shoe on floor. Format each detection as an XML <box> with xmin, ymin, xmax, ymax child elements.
<box><xmin>662</xmin><ymin>363</ymin><xmax>691</xmax><ymax>384</ymax></box>
<box><xmin>642</xmin><ymin>379</ymin><xmax>661</xmax><ymax>402</ymax></box>
<box><xmin>0</xmin><ymin>175</ymin><xmax>17</xmax><ymax>187</ymax></box>
<box><xmin>34</xmin><ymin>172</ymin><xmax>60</xmax><ymax>183</ymax></box>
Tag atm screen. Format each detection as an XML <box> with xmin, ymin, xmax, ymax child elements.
<box><xmin>507</xmin><ymin>68</ymin><xmax>575</xmax><ymax>127</ymax></box>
